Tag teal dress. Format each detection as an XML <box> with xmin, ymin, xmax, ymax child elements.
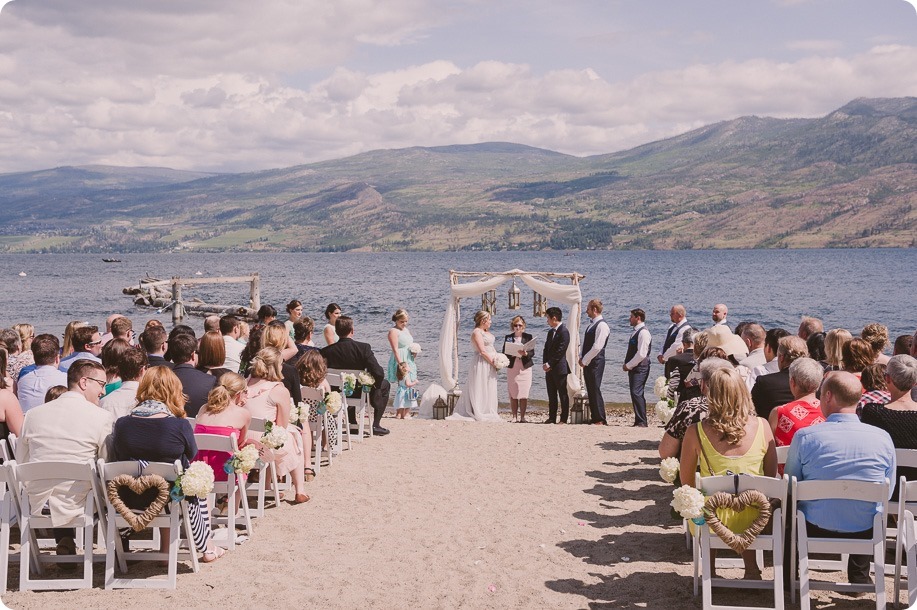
<box><xmin>386</xmin><ymin>328</ymin><xmax>417</xmax><ymax>383</ymax></box>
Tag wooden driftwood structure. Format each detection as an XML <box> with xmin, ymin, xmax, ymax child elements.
<box><xmin>123</xmin><ymin>274</ymin><xmax>260</xmax><ymax>324</ymax></box>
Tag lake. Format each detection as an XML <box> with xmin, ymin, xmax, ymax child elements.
<box><xmin>1</xmin><ymin>249</ymin><xmax>914</xmax><ymax>402</ymax></box>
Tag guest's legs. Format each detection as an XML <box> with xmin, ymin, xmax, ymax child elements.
<box><xmin>799</xmin><ymin>522</ymin><xmax>874</xmax><ymax>584</ymax></box>
<box><xmin>370</xmin><ymin>380</ymin><xmax>391</xmax><ymax>428</ymax></box>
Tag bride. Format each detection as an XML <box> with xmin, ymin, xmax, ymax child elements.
<box><xmin>448</xmin><ymin>310</ymin><xmax>502</xmax><ymax>422</ymax></box>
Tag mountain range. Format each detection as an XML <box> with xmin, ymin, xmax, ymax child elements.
<box><xmin>0</xmin><ymin>97</ymin><xmax>914</xmax><ymax>252</ymax></box>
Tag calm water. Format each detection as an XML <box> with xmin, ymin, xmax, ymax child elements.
<box><xmin>0</xmin><ymin>249</ymin><xmax>914</xmax><ymax>402</ymax></box>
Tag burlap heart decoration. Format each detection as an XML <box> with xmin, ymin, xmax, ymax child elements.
<box><xmin>703</xmin><ymin>490</ymin><xmax>772</xmax><ymax>554</ymax></box>
<box><xmin>107</xmin><ymin>474</ymin><xmax>171</xmax><ymax>532</ymax></box>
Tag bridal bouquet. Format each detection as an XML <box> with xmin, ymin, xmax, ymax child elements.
<box><xmin>659</xmin><ymin>457</ymin><xmax>680</xmax><ymax>484</ymax></box>
<box><xmin>172</xmin><ymin>461</ymin><xmax>215</xmax><ymax>501</ymax></box>
<box><xmin>324</xmin><ymin>391</ymin><xmax>343</xmax><ymax>416</ymax></box>
<box><xmin>223</xmin><ymin>444</ymin><xmax>260</xmax><ymax>475</ymax></box>
<box><xmin>493</xmin><ymin>353</ymin><xmax>510</xmax><ymax>371</ymax></box>
<box><xmin>655</xmin><ymin>399</ymin><xmax>676</xmax><ymax>425</ymax></box>
<box><xmin>653</xmin><ymin>375</ymin><xmax>669</xmax><ymax>399</ymax></box>
<box><xmin>261</xmin><ymin>420</ymin><xmax>288</xmax><ymax>450</ymax></box>
<box><xmin>671</xmin><ymin>485</ymin><xmax>705</xmax><ymax>525</ymax></box>
<box><xmin>341</xmin><ymin>373</ymin><xmax>357</xmax><ymax>396</ymax></box>
<box><xmin>358</xmin><ymin>372</ymin><xmax>375</xmax><ymax>391</ymax></box>
<box><xmin>409</xmin><ymin>342</ymin><xmax>422</xmax><ymax>356</ymax></box>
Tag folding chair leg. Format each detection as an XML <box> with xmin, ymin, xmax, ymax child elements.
<box><xmin>799</xmin><ymin>525</ymin><xmax>810</xmax><ymax>610</ymax></box>
<box><xmin>180</xmin><ymin>502</ymin><xmax>200</xmax><ymax>573</ymax></box>
<box><xmin>875</xmin><ymin>537</ymin><xmax>886</xmax><ymax>609</ymax></box>
<box><xmin>0</xmin><ymin>520</ymin><xmax>9</xmax><ymax>594</ymax></box>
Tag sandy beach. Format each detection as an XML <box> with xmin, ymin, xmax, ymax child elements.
<box><xmin>1</xmin><ymin>409</ymin><xmax>900</xmax><ymax>609</ymax></box>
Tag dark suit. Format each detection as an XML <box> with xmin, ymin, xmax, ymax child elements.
<box><xmin>751</xmin><ymin>369</ymin><xmax>794</xmax><ymax>419</ymax></box>
<box><xmin>581</xmin><ymin>317</ymin><xmax>609</xmax><ymax>424</ymax></box>
<box><xmin>172</xmin><ymin>363</ymin><xmax>217</xmax><ymax>417</ymax></box>
<box><xmin>321</xmin><ymin>337</ymin><xmax>390</xmax><ymax>428</ymax></box>
<box><xmin>502</xmin><ymin>333</ymin><xmax>534</xmax><ymax>371</ymax></box>
<box><xmin>664</xmin><ymin>349</ymin><xmax>695</xmax><ymax>397</ymax></box>
<box><xmin>146</xmin><ymin>354</ymin><xmax>174</xmax><ymax>370</ymax></box>
<box><xmin>543</xmin><ymin>324</ymin><xmax>570</xmax><ymax>423</ymax></box>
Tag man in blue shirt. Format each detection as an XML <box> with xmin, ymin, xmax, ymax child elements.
<box><xmin>58</xmin><ymin>325</ymin><xmax>103</xmax><ymax>373</ymax></box>
<box><xmin>785</xmin><ymin>371</ymin><xmax>895</xmax><ymax>586</ymax></box>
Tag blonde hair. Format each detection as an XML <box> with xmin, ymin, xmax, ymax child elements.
<box><xmin>136</xmin><ymin>366</ymin><xmax>188</xmax><ymax>418</ymax></box>
<box><xmin>824</xmin><ymin>328</ymin><xmax>852</xmax><ymax>369</ymax></box>
<box><xmin>397</xmin><ymin>361</ymin><xmax>409</xmax><ymax>381</ymax></box>
<box><xmin>510</xmin><ymin>315</ymin><xmax>526</xmax><ymax>330</ymax></box>
<box><xmin>692</xmin><ymin>330</ymin><xmax>709</xmax><ymax>356</ymax></box>
<box><xmin>250</xmin><ymin>347</ymin><xmax>283</xmax><ymax>382</ymax></box>
<box><xmin>391</xmin><ymin>309</ymin><xmax>408</xmax><ymax>323</ymax></box>
<box><xmin>204</xmin><ymin>372</ymin><xmax>245</xmax><ymax>415</ymax></box>
<box><xmin>263</xmin><ymin>324</ymin><xmax>288</xmax><ymax>351</ymax></box>
<box><xmin>861</xmin><ymin>323</ymin><xmax>889</xmax><ymax>356</ymax></box>
<box><xmin>13</xmin><ymin>323</ymin><xmax>34</xmax><ymax>351</ymax></box>
<box><xmin>705</xmin><ymin>368</ymin><xmax>753</xmax><ymax>446</ymax></box>
<box><xmin>473</xmin><ymin>311</ymin><xmax>491</xmax><ymax>328</ymax></box>
<box><xmin>62</xmin><ymin>320</ymin><xmax>87</xmax><ymax>357</ymax></box>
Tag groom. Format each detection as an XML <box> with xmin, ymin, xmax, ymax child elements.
<box><xmin>542</xmin><ymin>306</ymin><xmax>570</xmax><ymax>424</ymax></box>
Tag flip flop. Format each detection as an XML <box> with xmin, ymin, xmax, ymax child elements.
<box><xmin>304</xmin><ymin>468</ymin><xmax>316</xmax><ymax>482</ymax></box>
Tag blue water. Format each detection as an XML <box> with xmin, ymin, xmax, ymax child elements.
<box><xmin>1</xmin><ymin>249</ymin><xmax>914</xmax><ymax>402</ymax></box>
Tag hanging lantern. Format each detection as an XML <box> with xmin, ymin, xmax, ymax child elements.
<box><xmin>533</xmin><ymin>291</ymin><xmax>547</xmax><ymax>317</ymax></box>
<box><xmin>481</xmin><ymin>289</ymin><xmax>497</xmax><ymax>315</ymax></box>
<box><xmin>507</xmin><ymin>279</ymin><xmax>521</xmax><ymax>310</ymax></box>
<box><xmin>571</xmin><ymin>390</ymin><xmax>589</xmax><ymax>424</ymax></box>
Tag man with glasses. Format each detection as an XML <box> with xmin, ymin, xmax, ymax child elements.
<box><xmin>58</xmin><ymin>325</ymin><xmax>103</xmax><ymax>373</ymax></box>
<box><xmin>17</xmin><ymin>359</ymin><xmax>113</xmax><ymax>563</ymax></box>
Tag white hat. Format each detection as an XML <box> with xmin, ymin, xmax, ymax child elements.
<box><xmin>705</xmin><ymin>325</ymin><xmax>749</xmax><ymax>360</ymax></box>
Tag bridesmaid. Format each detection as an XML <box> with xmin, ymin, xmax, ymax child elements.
<box><xmin>386</xmin><ymin>309</ymin><xmax>417</xmax><ymax>386</ymax></box>
<box><xmin>503</xmin><ymin>316</ymin><xmax>534</xmax><ymax>422</ymax></box>
<box><xmin>284</xmin><ymin>300</ymin><xmax>303</xmax><ymax>342</ymax></box>
<box><xmin>323</xmin><ymin>303</ymin><xmax>341</xmax><ymax>346</ymax></box>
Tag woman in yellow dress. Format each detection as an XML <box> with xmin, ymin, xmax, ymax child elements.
<box><xmin>680</xmin><ymin>366</ymin><xmax>778</xmax><ymax>579</ymax></box>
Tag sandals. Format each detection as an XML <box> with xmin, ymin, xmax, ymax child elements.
<box><xmin>202</xmin><ymin>546</ymin><xmax>226</xmax><ymax>563</ymax></box>
<box><xmin>304</xmin><ymin>468</ymin><xmax>316</xmax><ymax>482</ymax></box>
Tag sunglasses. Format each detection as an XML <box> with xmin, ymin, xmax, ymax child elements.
<box><xmin>512</xmin><ymin>324</ymin><xmax>524</xmax><ymax>328</ymax></box>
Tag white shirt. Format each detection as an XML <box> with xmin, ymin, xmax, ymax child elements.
<box><xmin>581</xmin><ymin>316</ymin><xmax>610</xmax><ymax>367</ymax></box>
<box><xmin>17</xmin><ymin>365</ymin><xmax>68</xmax><ymax>413</ymax></box>
<box><xmin>658</xmin><ymin>319</ymin><xmax>690</xmax><ymax>362</ymax></box>
<box><xmin>739</xmin><ymin>347</ymin><xmax>766</xmax><ymax>370</ymax></box>
<box><xmin>746</xmin><ymin>358</ymin><xmax>780</xmax><ymax>390</ymax></box>
<box><xmin>625</xmin><ymin>323</ymin><xmax>652</xmax><ymax>370</ymax></box>
<box><xmin>223</xmin><ymin>335</ymin><xmax>244</xmax><ymax>372</ymax></box>
<box><xmin>99</xmin><ymin>379</ymin><xmax>140</xmax><ymax>420</ymax></box>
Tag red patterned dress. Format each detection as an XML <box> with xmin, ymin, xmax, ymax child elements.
<box><xmin>773</xmin><ymin>399</ymin><xmax>824</xmax><ymax>447</ymax></box>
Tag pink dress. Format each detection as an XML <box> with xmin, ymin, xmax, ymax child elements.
<box><xmin>193</xmin><ymin>423</ymin><xmax>241</xmax><ymax>483</ymax></box>
<box><xmin>244</xmin><ymin>380</ymin><xmax>304</xmax><ymax>479</ymax></box>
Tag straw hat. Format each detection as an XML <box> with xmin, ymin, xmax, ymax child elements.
<box><xmin>705</xmin><ymin>325</ymin><xmax>749</xmax><ymax>360</ymax></box>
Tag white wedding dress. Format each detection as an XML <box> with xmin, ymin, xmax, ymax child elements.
<box><xmin>447</xmin><ymin>329</ymin><xmax>502</xmax><ymax>422</ymax></box>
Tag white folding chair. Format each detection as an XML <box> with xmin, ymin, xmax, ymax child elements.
<box><xmin>0</xmin><ymin>461</ymin><xmax>41</xmax><ymax>593</ymax></box>
<box><xmin>325</xmin><ymin>372</ymin><xmax>351</xmax><ymax>453</ymax></box>
<box><xmin>328</xmin><ymin>368</ymin><xmax>371</xmax><ymax>441</ymax></box>
<box><xmin>694</xmin><ymin>474</ymin><xmax>788</xmax><ymax>610</ymax></box>
<box><xmin>895</xmin><ymin>478</ymin><xmax>917</xmax><ymax>607</ymax></box>
<box><xmin>6</xmin><ymin>433</ymin><xmax>18</xmax><ymax>460</ymax></box>
<box><xmin>193</xmin><ymin>433</ymin><xmax>253</xmax><ymax>547</ymax></box>
<box><xmin>791</xmin><ymin>477</ymin><xmax>889</xmax><ymax>610</ymax></box>
<box><xmin>17</xmin><ymin>460</ymin><xmax>103</xmax><ymax>590</ymax></box>
<box><xmin>888</xmin><ymin>449</ymin><xmax>917</xmax><ymax>574</ymax></box>
<box><xmin>775</xmin><ymin>446</ymin><xmax>789</xmax><ymax>469</ymax></box>
<box><xmin>0</xmin><ymin>439</ymin><xmax>12</xmax><ymax>463</ymax></box>
<box><xmin>97</xmin><ymin>459</ymin><xmax>200</xmax><ymax>589</ymax></box>
<box><xmin>245</xmin><ymin>417</ymin><xmax>282</xmax><ymax>518</ymax></box>
<box><xmin>300</xmin><ymin>386</ymin><xmax>331</xmax><ymax>473</ymax></box>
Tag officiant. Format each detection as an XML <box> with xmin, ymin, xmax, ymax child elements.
<box><xmin>503</xmin><ymin>316</ymin><xmax>535</xmax><ymax>423</ymax></box>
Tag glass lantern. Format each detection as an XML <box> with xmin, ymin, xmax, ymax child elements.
<box><xmin>507</xmin><ymin>279</ymin><xmax>521</xmax><ymax>310</ymax></box>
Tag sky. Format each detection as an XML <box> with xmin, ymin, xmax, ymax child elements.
<box><xmin>0</xmin><ymin>0</ymin><xmax>916</xmax><ymax>173</ymax></box>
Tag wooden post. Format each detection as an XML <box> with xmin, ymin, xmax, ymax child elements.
<box><xmin>171</xmin><ymin>277</ymin><xmax>184</xmax><ymax>324</ymax></box>
<box><xmin>250</xmin><ymin>273</ymin><xmax>260</xmax><ymax>311</ymax></box>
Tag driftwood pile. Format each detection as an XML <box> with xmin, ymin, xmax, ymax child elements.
<box><xmin>123</xmin><ymin>276</ymin><xmax>256</xmax><ymax>320</ymax></box>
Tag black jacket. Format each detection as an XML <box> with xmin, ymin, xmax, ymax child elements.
<box><xmin>503</xmin><ymin>332</ymin><xmax>535</xmax><ymax>370</ymax></box>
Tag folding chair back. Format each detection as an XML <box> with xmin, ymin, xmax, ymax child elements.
<box><xmin>245</xmin><ymin>418</ymin><xmax>281</xmax><ymax>517</ymax></box>
<box><xmin>895</xmin><ymin>479</ymin><xmax>917</xmax><ymax>607</ymax></box>
<box><xmin>324</xmin><ymin>372</ymin><xmax>350</xmax><ymax>452</ymax></box>
<box><xmin>327</xmin><ymin>367</ymin><xmax>371</xmax><ymax>441</ymax></box>
<box><xmin>6</xmin><ymin>434</ymin><xmax>17</xmax><ymax>460</ymax></box>
<box><xmin>775</xmin><ymin>446</ymin><xmax>789</xmax><ymax>468</ymax></box>
<box><xmin>0</xmin><ymin>439</ymin><xmax>11</xmax><ymax>463</ymax></box>
<box><xmin>193</xmin><ymin>433</ymin><xmax>253</xmax><ymax>547</ymax></box>
<box><xmin>300</xmin><ymin>386</ymin><xmax>331</xmax><ymax>472</ymax></box>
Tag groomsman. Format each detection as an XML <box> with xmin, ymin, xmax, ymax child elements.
<box><xmin>623</xmin><ymin>308</ymin><xmax>652</xmax><ymax>427</ymax></box>
<box><xmin>579</xmin><ymin>299</ymin><xmax>610</xmax><ymax>425</ymax></box>
<box><xmin>542</xmin><ymin>307</ymin><xmax>570</xmax><ymax>424</ymax></box>
<box><xmin>657</xmin><ymin>304</ymin><xmax>691</xmax><ymax>364</ymax></box>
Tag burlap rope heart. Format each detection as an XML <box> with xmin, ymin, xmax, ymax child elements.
<box><xmin>703</xmin><ymin>490</ymin><xmax>772</xmax><ymax>554</ymax></box>
<box><xmin>107</xmin><ymin>474</ymin><xmax>171</xmax><ymax>532</ymax></box>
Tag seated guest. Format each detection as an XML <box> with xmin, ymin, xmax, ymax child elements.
<box><xmin>860</xmin><ymin>355</ymin><xmax>917</xmax><ymax>497</ymax></box>
<box><xmin>111</xmin><ymin>366</ymin><xmax>225</xmax><ymax>563</ymax></box>
<box><xmin>194</xmin><ymin>372</ymin><xmax>253</xmax><ymax>485</ymax></box>
<box><xmin>856</xmin><ymin>363</ymin><xmax>891</xmax><ymax>414</ymax></box>
<box><xmin>751</xmin><ymin>335</ymin><xmax>808</xmax><ymax>418</ymax></box>
<box><xmin>289</xmin><ymin>318</ymin><xmax>319</xmax><ymax>364</ymax></box>
<box><xmin>680</xmin><ymin>367</ymin><xmax>777</xmax><ymax>580</ymax></box>
<box><xmin>244</xmin><ymin>347</ymin><xmax>309</xmax><ymax>503</ymax></box>
<box><xmin>203</xmin><ymin>315</ymin><xmax>220</xmax><ymax>333</ymax></box>
<box><xmin>842</xmin><ymin>338</ymin><xmax>874</xmax><ymax>378</ymax></box>
<box><xmin>738</xmin><ymin>324</ymin><xmax>766</xmax><ymax>370</ymax></box>
<box><xmin>747</xmin><ymin>328</ymin><xmax>790</xmax><ymax>390</ymax></box>
<box><xmin>263</xmin><ymin>323</ymin><xmax>302</xmax><ymax>405</ymax></box>
<box><xmin>797</xmin><ymin>316</ymin><xmax>824</xmax><ymax>341</ymax></box>
<box><xmin>664</xmin><ymin>329</ymin><xmax>696</xmax><ymax>401</ymax></box>
<box><xmin>99</xmin><ymin>314</ymin><xmax>123</xmax><ymax>346</ymax></box>
<box><xmin>768</xmin><ymin>357</ymin><xmax>824</xmax><ymax>448</ymax></box>
<box><xmin>110</xmin><ymin>316</ymin><xmax>134</xmax><ymax>345</ymax></box>
<box><xmin>1</xmin><ymin>328</ymin><xmax>32</xmax><ymax>388</ymax></box>
<box><xmin>99</xmin><ymin>346</ymin><xmax>148</xmax><ymax>420</ymax></box>
<box><xmin>0</xmin><ymin>348</ymin><xmax>24</xmax><ymax>441</ymax></box>
<box><xmin>220</xmin><ymin>316</ymin><xmax>245</xmax><ymax>373</ymax></box>
<box><xmin>100</xmin><ymin>338</ymin><xmax>132</xmax><ymax>395</ymax></box>
<box><xmin>17</xmin><ymin>359</ymin><xmax>113</xmax><ymax>559</ymax></box>
<box><xmin>805</xmin><ymin>332</ymin><xmax>829</xmax><ymax>372</ymax></box>
<box><xmin>58</xmin><ymin>325</ymin><xmax>103</xmax><ymax>373</ymax></box>
<box><xmin>861</xmin><ymin>322</ymin><xmax>890</xmax><ymax>366</ymax></box>
<box><xmin>658</xmin><ymin>357</ymin><xmax>732</xmax><ymax>459</ymax></box>
<box><xmin>61</xmin><ymin>320</ymin><xmax>87</xmax><ymax>358</ymax></box>
<box><xmin>170</xmin><ymin>334</ymin><xmax>217</xmax><ymax>417</ymax></box>
<box><xmin>298</xmin><ymin>349</ymin><xmax>336</xmax><ymax>459</ymax></box>
<box><xmin>17</xmin><ymin>334</ymin><xmax>67</xmax><ymax>412</ymax></box>
<box><xmin>894</xmin><ymin>334</ymin><xmax>914</xmax><ymax>357</ymax></box>
<box><xmin>196</xmin><ymin>330</ymin><xmax>234</xmax><ymax>382</ymax></box>
<box><xmin>163</xmin><ymin>325</ymin><xmax>195</xmax><ymax>363</ymax></box>
<box><xmin>139</xmin><ymin>325</ymin><xmax>173</xmax><ymax>369</ymax></box>
<box><xmin>786</xmin><ymin>371</ymin><xmax>895</xmax><ymax>587</ymax></box>
<box><xmin>824</xmin><ymin>328</ymin><xmax>853</xmax><ymax>371</ymax></box>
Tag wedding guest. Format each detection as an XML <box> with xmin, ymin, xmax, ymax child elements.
<box><xmin>797</xmin><ymin>316</ymin><xmax>824</xmax><ymax>341</ymax></box>
<box><xmin>824</xmin><ymin>328</ymin><xmax>853</xmax><ymax>370</ymax></box>
<box><xmin>238</xmin><ymin>321</ymin><xmax>250</xmax><ymax>346</ymax></box>
<box><xmin>61</xmin><ymin>320</ymin><xmax>87</xmax><ymax>358</ymax></box>
<box><xmin>256</xmin><ymin>304</ymin><xmax>277</xmax><ymax>328</ymax></box>
<box><xmin>842</xmin><ymin>338</ymin><xmax>874</xmax><ymax>377</ymax></box>
<box><xmin>289</xmin><ymin>319</ymin><xmax>318</xmax><ymax>364</ymax></box>
<box><xmin>17</xmin><ymin>334</ymin><xmax>67</xmax><ymax>412</ymax></box>
<box><xmin>203</xmin><ymin>315</ymin><xmax>220</xmax><ymax>333</ymax></box>
<box><xmin>99</xmin><ymin>346</ymin><xmax>148</xmax><ymax>420</ymax></box>
<box><xmin>43</xmin><ymin>385</ymin><xmax>67</xmax><ymax>402</ymax></box>
<box><xmin>680</xmin><ymin>367</ymin><xmax>777</xmax><ymax>579</ymax></box>
<box><xmin>13</xmin><ymin>323</ymin><xmax>35</xmax><ymax>355</ymax></box>
<box><xmin>58</xmin><ymin>325</ymin><xmax>103</xmax><ymax>372</ymax></box>
<box><xmin>111</xmin><ymin>366</ymin><xmax>225</xmax><ymax>563</ymax></box>
<box><xmin>664</xmin><ymin>329</ymin><xmax>696</xmax><ymax>401</ymax></box>
<box><xmin>580</xmin><ymin>300</ymin><xmax>610</xmax><ymax>425</ymax></box>
<box><xmin>386</xmin><ymin>309</ymin><xmax>417</xmax><ymax>391</ymax></box>
<box><xmin>0</xmin><ymin>349</ymin><xmax>24</xmax><ymax>441</ymax></box>
<box><xmin>805</xmin><ymin>331</ymin><xmax>829</xmax><ymax>372</ymax></box>
<box><xmin>284</xmin><ymin>299</ymin><xmax>304</xmax><ymax>341</ymax></box>
<box><xmin>297</xmin><ymin>349</ymin><xmax>336</xmax><ymax>459</ymax></box>
<box><xmin>504</xmin><ymin>315</ymin><xmax>534</xmax><ymax>423</ymax></box>
<box><xmin>100</xmin><ymin>338</ymin><xmax>132</xmax><ymax>395</ymax></box>
<box><xmin>861</xmin><ymin>323</ymin><xmax>891</xmax><ymax>365</ymax></box>
<box><xmin>751</xmin><ymin>335</ymin><xmax>808</xmax><ymax>418</ymax></box>
<box><xmin>263</xmin><ymin>322</ymin><xmax>303</xmax><ymax>407</ymax></box>
<box><xmin>894</xmin><ymin>334</ymin><xmax>914</xmax><ymax>356</ymax></box>
<box><xmin>738</xmin><ymin>324</ymin><xmax>766</xmax><ymax>370</ymax></box>
<box><xmin>110</xmin><ymin>316</ymin><xmax>134</xmax><ymax>345</ymax></box>
<box><xmin>768</xmin><ymin>357</ymin><xmax>824</xmax><ymax>447</ymax></box>
<box><xmin>658</xmin><ymin>357</ymin><xmax>732</xmax><ymax>459</ymax></box>
<box><xmin>139</xmin><ymin>325</ymin><xmax>173</xmax><ymax>369</ymax></box>
<box><xmin>1</xmin><ymin>328</ymin><xmax>32</xmax><ymax>385</ymax></box>
<box><xmin>99</xmin><ymin>314</ymin><xmax>123</xmax><ymax>345</ymax></box>
<box><xmin>170</xmin><ymin>333</ymin><xmax>217</xmax><ymax>417</ymax></box>
<box><xmin>323</xmin><ymin>303</ymin><xmax>341</xmax><ymax>346</ymax></box>
<box><xmin>746</xmin><ymin>328</ymin><xmax>790</xmax><ymax>390</ymax></box>
<box><xmin>544</xmin><ymin>307</ymin><xmax>571</xmax><ymax>425</ymax></box>
<box><xmin>194</xmin><ymin>372</ymin><xmax>254</xmax><ymax>486</ymax></box>
<box><xmin>143</xmin><ymin>319</ymin><xmax>164</xmax><ymax>332</ymax></box>
<box><xmin>220</xmin><ymin>315</ymin><xmax>245</xmax><ymax>373</ymax></box>
<box><xmin>196</xmin><ymin>330</ymin><xmax>234</xmax><ymax>382</ymax></box>
<box><xmin>164</xmin><ymin>324</ymin><xmax>195</xmax><ymax>363</ymax></box>
<box><xmin>856</xmin><ymin>363</ymin><xmax>891</xmax><ymax>414</ymax></box>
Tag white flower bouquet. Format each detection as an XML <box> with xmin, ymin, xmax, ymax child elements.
<box><xmin>409</xmin><ymin>342</ymin><xmax>422</xmax><ymax>356</ymax></box>
<box><xmin>655</xmin><ymin>399</ymin><xmax>676</xmax><ymax>425</ymax></box>
<box><xmin>224</xmin><ymin>444</ymin><xmax>260</xmax><ymax>475</ymax></box>
<box><xmin>659</xmin><ymin>457</ymin><xmax>680</xmax><ymax>484</ymax></box>
<box><xmin>493</xmin><ymin>353</ymin><xmax>510</xmax><ymax>370</ymax></box>
<box><xmin>341</xmin><ymin>373</ymin><xmax>357</xmax><ymax>396</ymax></box>
<box><xmin>358</xmin><ymin>371</ymin><xmax>375</xmax><ymax>389</ymax></box>
<box><xmin>179</xmin><ymin>461</ymin><xmax>215</xmax><ymax>499</ymax></box>
<box><xmin>653</xmin><ymin>375</ymin><xmax>669</xmax><ymax>399</ymax></box>
<box><xmin>671</xmin><ymin>485</ymin><xmax>705</xmax><ymax>523</ymax></box>
<box><xmin>261</xmin><ymin>420</ymin><xmax>288</xmax><ymax>450</ymax></box>
<box><xmin>324</xmin><ymin>391</ymin><xmax>343</xmax><ymax>416</ymax></box>
<box><xmin>290</xmin><ymin>401</ymin><xmax>306</xmax><ymax>426</ymax></box>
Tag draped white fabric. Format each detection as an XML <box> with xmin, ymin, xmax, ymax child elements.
<box><xmin>438</xmin><ymin>270</ymin><xmax>583</xmax><ymax>397</ymax></box>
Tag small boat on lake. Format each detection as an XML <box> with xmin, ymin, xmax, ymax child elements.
<box><xmin>102</xmin><ymin>258</ymin><xmax>122</xmax><ymax>263</ymax></box>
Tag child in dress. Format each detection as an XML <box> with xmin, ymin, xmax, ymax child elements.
<box><xmin>394</xmin><ymin>362</ymin><xmax>418</xmax><ymax>419</ymax></box>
